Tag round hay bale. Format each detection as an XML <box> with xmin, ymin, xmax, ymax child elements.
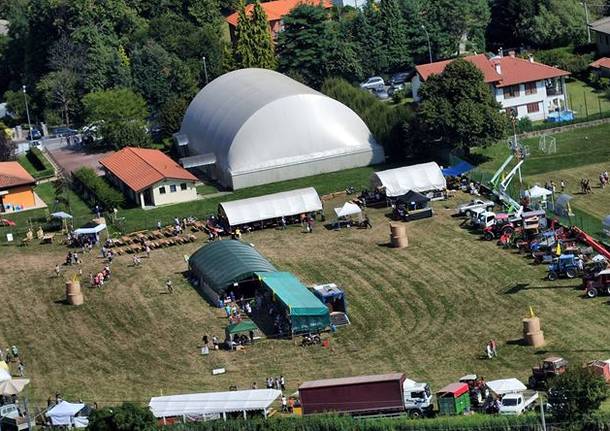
<box><xmin>525</xmin><ymin>331</ymin><xmax>545</xmax><ymax>347</ymax></box>
<box><xmin>68</xmin><ymin>293</ymin><xmax>84</xmax><ymax>306</ymax></box>
<box><xmin>523</xmin><ymin>317</ymin><xmax>541</xmax><ymax>335</ymax></box>
<box><xmin>390</xmin><ymin>223</ymin><xmax>406</xmax><ymax>237</ymax></box>
<box><xmin>391</xmin><ymin>235</ymin><xmax>408</xmax><ymax>249</ymax></box>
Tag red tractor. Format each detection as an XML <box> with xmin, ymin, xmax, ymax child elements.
<box><xmin>482</xmin><ymin>215</ymin><xmax>515</xmax><ymax>241</ymax></box>
<box><xmin>529</xmin><ymin>357</ymin><xmax>568</xmax><ymax>389</ymax></box>
<box><xmin>583</xmin><ymin>269</ymin><xmax>610</xmax><ymax>298</ymax></box>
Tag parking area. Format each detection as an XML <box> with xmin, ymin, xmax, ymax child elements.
<box><xmin>46</xmin><ymin>142</ymin><xmax>113</xmax><ymax>175</ymax></box>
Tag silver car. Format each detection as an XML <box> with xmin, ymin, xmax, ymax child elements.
<box><xmin>360</xmin><ymin>76</ymin><xmax>385</xmax><ymax>91</ymax></box>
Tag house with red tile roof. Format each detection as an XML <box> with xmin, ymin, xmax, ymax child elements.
<box><xmin>590</xmin><ymin>57</ymin><xmax>610</xmax><ymax>77</ymax></box>
<box><xmin>412</xmin><ymin>52</ymin><xmax>570</xmax><ymax>121</ymax></box>
<box><xmin>0</xmin><ymin>161</ymin><xmax>37</xmax><ymax>212</ymax></box>
<box><xmin>99</xmin><ymin>147</ymin><xmax>198</xmax><ymax>208</ymax></box>
<box><xmin>225</xmin><ymin>0</ymin><xmax>332</xmax><ymax>41</ymax></box>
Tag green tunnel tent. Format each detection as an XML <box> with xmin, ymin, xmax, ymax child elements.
<box><xmin>188</xmin><ymin>240</ymin><xmax>276</xmax><ymax>305</ymax></box>
<box><xmin>255</xmin><ymin>272</ymin><xmax>331</xmax><ymax>335</ymax></box>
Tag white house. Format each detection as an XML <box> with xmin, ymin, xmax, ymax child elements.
<box><xmin>411</xmin><ymin>52</ymin><xmax>570</xmax><ymax>121</ymax></box>
<box><xmin>100</xmin><ymin>147</ymin><xmax>198</xmax><ymax>208</ymax></box>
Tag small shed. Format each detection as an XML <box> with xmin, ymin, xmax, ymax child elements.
<box><xmin>436</xmin><ymin>382</ymin><xmax>470</xmax><ymax>415</ymax></box>
<box><xmin>588</xmin><ymin>360</ymin><xmax>610</xmax><ymax>383</ymax></box>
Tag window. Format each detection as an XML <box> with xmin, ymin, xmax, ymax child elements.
<box><xmin>525</xmin><ymin>82</ymin><xmax>537</xmax><ymax>95</ymax></box>
<box><xmin>170</xmin><ymin>184</ymin><xmax>177</xmax><ymax>193</ymax></box>
<box><xmin>159</xmin><ymin>186</ymin><xmax>166</xmax><ymax>194</ymax></box>
<box><xmin>505</xmin><ymin>107</ymin><xmax>518</xmax><ymax>117</ymax></box>
<box><xmin>526</xmin><ymin>102</ymin><xmax>540</xmax><ymax>113</ymax></box>
<box><xmin>503</xmin><ymin>85</ymin><xmax>520</xmax><ymax>99</ymax></box>
<box><xmin>180</xmin><ymin>183</ymin><xmax>187</xmax><ymax>191</ymax></box>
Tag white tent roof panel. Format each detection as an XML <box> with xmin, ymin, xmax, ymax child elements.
<box><xmin>334</xmin><ymin>202</ymin><xmax>362</xmax><ymax>217</ymax></box>
<box><xmin>371</xmin><ymin>162</ymin><xmax>446</xmax><ymax>197</ymax></box>
<box><xmin>220</xmin><ymin>187</ymin><xmax>322</xmax><ymax>226</ymax></box>
<box><xmin>527</xmin><ymin>185</ymin><xmax>553</xmax><ymax>198</ymax></box>
<box><xmin>149</xmin><ymin>389</ymin><xmax>282</xmax><ymax>418</ymax></box>
<box><xmin>486</xmin><ymin>378</ymin><xmax>527</xmax><ymax>395</ymax></box>
<box><xmin>46</xmin><ymin>401</ymin><xmax>86</xmax><ymax>426</ymax></box>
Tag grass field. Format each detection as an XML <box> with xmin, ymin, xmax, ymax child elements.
<box><xmin>567</xmin><ymin>79</ymin><xmax>610</xmax><ymax>119</ymax></box>
<box><xmin>474</xmin><ymin>121</ymin><xmax>610</xmax><ymax>224</ymax></box>
<box><xmin>2</xmin><ymin>194</ymin><xmax>610</xmax><ymax>410</ymax></box>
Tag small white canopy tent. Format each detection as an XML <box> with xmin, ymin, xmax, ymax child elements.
<box><xmin>486</xmin><ymin>378</ymin><xmax>527</xmax><ymax>396</ymax></box>
<box><xmin>0</xmin><ymin>368</ymin><xmax>10</xmax><ymax>382</ymax></box>
<box><xmin>73</xmin><ymin>223</ymin><xmax>106</xmax><ymax>236</ymax></box>
<box><xmin>45</xmin><ymin>401</ymin><xmax>88</xmax><ymax>428</ymax></box>
<box><xmin>371</xmin><ymin>162</ymin><xmax>446</xmax><ymax>197</ymax></box>
<box><xmin>149</xmin><ymin>389</ymin><xmax>282</xmax><ymax>421</ymax></box>
<box><xmin>334</xmin><ymin>202</ymin><xmax>362</xmax><ymax>218</ymax></box>
<box><xmin>219</xmin><ymin>187</ymin><xmax>322</xmax><ymax>227</ymax></box>
<box><xmin>527</xmin><ymin>185</ymin><xmax>553</xmax><ymax>199</ymax></box>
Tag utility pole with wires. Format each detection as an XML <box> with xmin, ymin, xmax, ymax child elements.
<box><xmin>539</xmin><ymin>393</ymin><xmax>547</xmax><ymax>431</ymax></box>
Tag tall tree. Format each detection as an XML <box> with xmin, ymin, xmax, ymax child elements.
<box><xmin>37</xmin><ymin>70</ymin><xmax>79</xmax><ymax>126</ymax></box>
<box><xmin>379</xmin><ymin>0</ymin><xmax>409</xmax><ymax>72</ymax></box>
<box><xmin>233</xmin><ymin>2</ymin><xmax>256</xmax><ymax>68</ymax></box>
<box><xmin>277</xmin><ymin>4</ymin><xmax>329</xmax><ymax>87</ymax></box>
<box><xmin>0</xmin><ymin>122</ymin><xmax>16</xmax><ymax>161</ymax></box>
<box><xmin>525</xmin><ymin>0</ymin><xmax>587</xmax><ymax>48</ymax></box>
<box><xmin>352</xmin><ymin>6</ymin><xmax>385</xmax><ymax>77</ymax></box>
<box><xmin>413</xmin><ymin>59</ymin><xmax>509</xmax><ymax>155</ymax></box>
<box><xmin>548</xmin><ymin>367</ymin><xmax>608</xmax><ymax>421</ymax></box>
<box><xmin>249</xmin><ymin>2</ymin><xmax>277</xmax><ymax>69</ymax></box>
<box><xmin>486</xmin><ymin>0</ymin><xmax>537</xmax><ymax>50</ymax></box>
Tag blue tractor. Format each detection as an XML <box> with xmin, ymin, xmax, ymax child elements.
<box><xmin>547</xmin><ymin>254</ymin><xmax>582</xmax><ymax>281</ymax></box>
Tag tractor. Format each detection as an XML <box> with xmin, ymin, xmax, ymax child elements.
<box><xmin>529</xmin><ymin>357</ymin><xmax>568</xmax><ymax>389</ymax></box>
<box><xmin>547</xmin><ymin>254</ymin><xmax>582</xmax><ymax>281</ymax></box>
<box><xmin>482</xmin><ymin>215</ymin><xmax>515</xmax><ymax>241</ymax></box>
<box><xmin>583</xmin><ymin>269</ymin><xmax>610</xmax><ymax>298</ymax></box>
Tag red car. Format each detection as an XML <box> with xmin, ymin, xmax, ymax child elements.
<box><xmin>0</xmin><ymin>219</ymin><xmax>16</xmax><ymax>227</ymax></box>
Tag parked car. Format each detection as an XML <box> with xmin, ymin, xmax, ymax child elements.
<box><xmin>53</xmin><ymin>127</ymin><xmax>77</xmax><ymax>137</ymax></box>
<box><xmin>389</xmin><ymin>72</ymin><xmax>410</xmax><ymax>86</ymax></box>
<box><xmin>499</xmin><ymin>392</ymin><xmax>539</xmax><ymax>415</ymax></box>
<box><xmin>360</xmin><ymin>76</ymin><xmax>385</xmax><ymax>91</ymax></box>
<box><xmin>26</xmin><ymin>128</ymin><xmax>41</xmax><ymax>140</ymax></box>
<box><xmin>456</xmin><ymin>199</ymin><xmax>495</xmax><ymax>216</ymax></box>
<box><xmin>371</xmin><ymin>87</ymin><xmax>389</xmax><ymax>100</ymax></box>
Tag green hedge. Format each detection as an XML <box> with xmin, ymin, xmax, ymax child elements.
<box><xmin>19</xmin><ymin>148</ymin><xmax>55</xmax><ymax>179</ymax></box>
<box><xmin>72</xmin><ymin>167</ymin><xmax>125</xmax><ymax>209</ymax></box>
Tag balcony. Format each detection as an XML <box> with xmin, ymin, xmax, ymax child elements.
<box><xmin>546</xmin><ymin>87</ymin><xmax>564</xmax><ymax>96</ymax></box>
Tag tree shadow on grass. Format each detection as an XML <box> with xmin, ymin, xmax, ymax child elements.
<box><xmin>502</xmin><ymin>283</ymin><xmax>579</xmax><ymax>294</ymax></box>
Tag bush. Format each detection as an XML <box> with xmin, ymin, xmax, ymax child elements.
<box><xmin>72</xmin><ymin>167</ymin><xmax>125</xmax><ymax>209</ymax></box>
<box><xmin>20</xmin><ymin>148</ymin><xmax>54</xmax><ymax>179</ymax></box>
<box><xmin>88</xmin><ymin>403</ymin><xmax>156</xmax><ymax>431</ymax></box>
<box><xmin>548</xmin><ymin>367</ymin><xmax>608</xmax><ymax>421</ymax></box>
<box><xmin>534</xmin><ymin>47</ymin><xmax>593</xmax><ymax>76</ymax></box>
<box><xmin>515</xmin><ymin>117</ymin><xmax>533</xmax><ymax>133</ymax></box>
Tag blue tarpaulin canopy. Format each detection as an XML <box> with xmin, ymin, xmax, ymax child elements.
<box><xmin>442</xmin><ymin>161</ymin><xmax>474</xmax><ymax>177</ymax></box>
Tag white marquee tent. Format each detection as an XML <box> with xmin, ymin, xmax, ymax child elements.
<box><xmin>46</xmin><ymin>401</ymin><xmax>88</xmax><ymax>428</ymax></box>
<box><xmin>371</xmin><ymin>162</ymin><xmax>446</xmax><ymax>197</ymax></box>
<box><xmin>219</xmin><ymin>187</ymin><xmax>322</xmax><ymax>227</ymax></box>
<box><xmin>149</xmin><ymin>389</ymin><xmax>282</xmax><ymax>421</ymax></box>
<box><xmin>486</xmin><ymin>378</ymin><xmax>527</xmax><ymax>396</ymax></box>
<box><xmin>526</xmin><ymin>185</ymin><xmax>553</xmax><ymax>199</ymax></box>
<box><xmin>334</xmin><ymin>202</ymin><xmax>362</xmax><ymax>218</ymax></box>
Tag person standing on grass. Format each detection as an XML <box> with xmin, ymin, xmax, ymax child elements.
<box><xmin>252</xmin><ymin>382</ymin><xmax>257</xmax><ymax>390</ymax></box>
<box><xmin>55</xmin><ymin>264</ymin><xmax>61</xmax><ymax>277</ymax></box>
<box><xmin>490</xmin><ymin>339</ymin><xmax>497</xmax><ymax>357</ymax></box>
<box><xmin>560</xmin><ymin>180</ymin><xmax>565</xmax><ymax>192</ymax></box>
<box><xmin>17</xmin><ymin>360</ymin><xmax>25</xmax><ymax>377</ymax></box>
<box><xmin>145</xmin><ymin>244</ymin><xmax>151</xmax><ymax>258</ymax></box>
<box><xmin>166</xmin><ymin>279</ymin><xmax>173</xmax><ymax>294</ymax></box>
<box><xmin>280</xmin><ymin>375</ymin><xmax>285</xmax><ymax>391</ymax></box>
<box><xmin>281</xmin><ymin>395</ymin><xmax>288</xmax><ymax>412</ymax></box>
<box><xmin>486</xmin><ymin>342</ymin><xmax>493</xmax><ymax>359</ymax></box>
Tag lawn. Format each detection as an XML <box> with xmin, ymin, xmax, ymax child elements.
<box><xmin>566</xmin><ymin>78</ymin><xmax>610</xmax><ymax>119</ymax></box>
<box><xmin>115</xmin><ymin>166</ymin><xmax>378</xmax><ymax>233</ymax></box>
<box><xmin>1</xmin><ymin>194</ymin><xmax>609</xmax><ymax>411</ymax></box>
<box><xmin>17</xmin><ymin>149</ymin><xmax>55</xmax><ymax>180</ymax></box>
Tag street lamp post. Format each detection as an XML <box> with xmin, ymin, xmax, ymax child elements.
<box><xmin>202</xmin><ymin>56</ymin><xmax>209</xmax><ymax>85</ymax></box>
<box><xmin>421</xmin><ymin>25</ymin><xmax>433</xmax><ymax>64</ymax></box>
<box><xmin>22</xmin><ymin>85</ymin><xmax>32</xmax><ymax>141</ymax></box>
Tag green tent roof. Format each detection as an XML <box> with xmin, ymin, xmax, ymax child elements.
<box><xmin>189</xmin><ymin>240</ymin><xmax>276</xmax><ymax>294</ymax></box>
<box><xmin>226</xmin><ymin>320</ymin><xmax>258</xmax><ymax>335</ymax></box>
<box><xmin>255</xmin><ymin>272</ymin><xmax>329</xmax><ymax>317</ymax></box>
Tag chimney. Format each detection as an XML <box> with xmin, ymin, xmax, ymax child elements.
<box><xmin>495</xmin><ymin>63</ymin><xmax>502</xmax><ymax>75</ymax></box>
<box><xmin>528</xmin><ymin>54</ymin><xmax>534</xmax><ymax>63</ymax></box>
<box><xmin>508</xmin><ymin>50</ymin><xmax>516</xmax><ymax>58</ymax></box>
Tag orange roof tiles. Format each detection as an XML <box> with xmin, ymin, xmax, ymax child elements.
<box><xmin>226</xmin><ymin>0</ymin><xmax>332</xmax><ymax>27</ymax></box>
<box><xmin>99</xmin><ymin>147</ymin><xmax>197</xmax><ymax>192</ymax></box>
<box><xmin>0</xmin><ymin>161</ymin><xmax>35</xmax><ymax>189</ymax></box>
<box><xmin>590</xmin><ymin>57</ymin><xmax>610</xmax><ymax>70</ymax></box>
<box><xmin>416</xmin><ymin>54</ymin><xmax>569</xmax><ymax>88</ymax></box>
<box><xmin>416</xmin><ymin>54</ymin><xmax>502</xmax><ymax>83</ymax></box>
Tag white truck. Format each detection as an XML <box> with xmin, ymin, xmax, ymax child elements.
<box><xmin>487</xmin><ymin>378</ymin><xmax>538</xmax><ymax>416</ymax></box>
<box><xmin>499</xmin><ymin>392</ymin><xmax>539</xmax><ymax>415</ymax></box>
<box><xmin>0</xmin><ymin>404</ymin><xmax>30</xmax><ymax>430</ymax></box>
<box><xmin>456</xmin><ymin>199</ymin><xmax>495</xmax><ymax>216</ymax></box>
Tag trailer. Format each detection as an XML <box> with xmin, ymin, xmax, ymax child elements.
<box><xmin>436</xmin><ymin>383</ymin><xmax>471</xmax><ymax>415</ymax></box>
<box><xmin>298</xmin><ymin>373</ymin><xmax>432</xmax><ymax>417</ymax></box>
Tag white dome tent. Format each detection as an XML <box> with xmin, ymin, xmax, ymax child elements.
<box><xmin>180</xmin><ymin>68</ymin><xmax>385</xmax><ymax>189</ymax></box>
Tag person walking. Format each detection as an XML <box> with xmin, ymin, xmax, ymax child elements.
<box><xmin>486</xmin><ymin>342</ymin><xmax>493</xmax><ymax>359</ymax></box>
<box><xmin>281</xmin><ymin>395</ymin><xmax>288</xmax><ymax>413</ymax></box>
<box><xmin>490</xmin><ymin>339</ymin><xmax>497</xmax><ymax>357</ymax></box>
<box><xmin>17</xmin><ymin>360</ymin><xmax>25</xmax><ymax>377</ymax></box>
<box><xmin>166</xmin><ymin>279</ymin><xmax>174</xmax><ymax>294</ymax></box>
<box><xmin>560</xmin><ymin>180</ymin><xmax>565</xmax><ymax>192</ymax></box>
<box><xmin>280</xmin><ymin>375</ymin><xmax>285</xmax><ymax>391</ymax></box>
<box><xmin>280</xmin><ymin>216</ymin><xmax>286</xmax><ymax>230</ymax></box>
<box><xmin>55</xmin><ymin>264</ymin><xmax>61</xmax><ymax>277</ymax></box>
